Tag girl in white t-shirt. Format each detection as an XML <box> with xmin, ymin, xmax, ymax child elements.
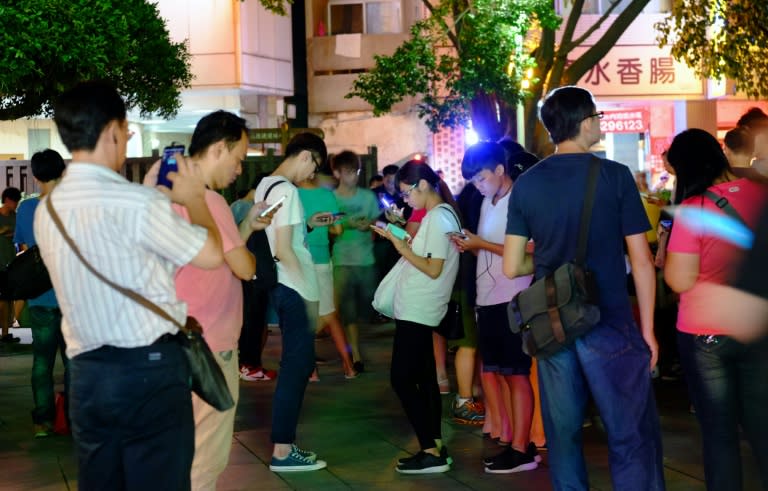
<box><xmin>372</xmin><ymin>162</ymin><xmax>461</xmax><ymax>474</ymax></box>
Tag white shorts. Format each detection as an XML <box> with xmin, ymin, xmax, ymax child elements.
<box><xmin>314</xmin><ymin>263</ymin><xmax>336</xmax><ymax>316</ymax></box>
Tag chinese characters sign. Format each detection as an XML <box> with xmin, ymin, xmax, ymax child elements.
<box><xmin>570</xmin><ymin>46</ymin><xmax>703</xmax><ymax>97</ymax></box>
<box><xmin>600</xmin><ymin>109</ymin><xmax>649</xmax><ymax>133</ymax></box>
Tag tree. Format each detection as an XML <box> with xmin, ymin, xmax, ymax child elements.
<box><xmin>0</xmin><ymin>0</ymin><xmax>192</xmax><ymax>120</ymax></box>
<box><xmin>656</xmin><ymin>0</ymin><xmax>768</xmax><ymax>99</ymax></box>
<box><xmin>348</xmin><ymin>0</ymin><xmax>653</xmax><ymax>155</ymax></box>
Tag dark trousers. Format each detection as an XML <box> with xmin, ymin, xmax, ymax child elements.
<box><xmin>269</xmin><ymin>284</ymin><xmax>317</xmax><ymax>443</ymax></box>
<box><xmin>69</xmin><ymin>338</ymin><xmax>194</xmax><ymax>491</ymax></box>
<box><xmin>27</xmin><ymin>306</ymin><xmax>68</xmax><ymax>425</ymax></box>
<box><xmin>537</xmin><ymin>320</ymin><xmax>665</xmax><ymax>491</ymax></box>
<box><xmin>239</xmin><ymin>280</ymin><xmax>269</xmax><ymax>368</ymax></box>
<box><xmin>678</xmin><ymin>331</ymin><xmax>768</xmax><ymax>491</ymax></box>
<box><xmin>391</xmin><ymin>319</ymin><xmax>442</xmax><ymax>450</ymax></box>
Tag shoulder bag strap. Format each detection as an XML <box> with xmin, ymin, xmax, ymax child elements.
<box><xmin>574</xmin><ymin>156</ymin><xmax>601</xmax><ymax>266</ymax></box>
<box><xmin>44</xmin><ymin>192</ymin><xmax>185</xmax><ymax>331</ymax></box>
<box><xmin>703</xmin><ymin>190</ymin><xmax>748</xmax><ymax>226</ymax></box>
<box><xmin>264</xmin><ymin>178</ymin><xmax>287</xmax><ymax>201</ymax></box>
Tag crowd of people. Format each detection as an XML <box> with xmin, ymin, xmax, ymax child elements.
<box><xmin>2</xmin><ymin>80</ymin><xmax>766</xmax><ymax>491</ymax></box>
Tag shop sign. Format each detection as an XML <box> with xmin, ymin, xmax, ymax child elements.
<box><xmin>600</xmin><ymin>109</ymin><xmax>649</xmax><ymax>133</ymax></box>
<box><xmin>569</xmin><ymin>45</ymin><xmax>704</xmax><ymax>97</ymax></box>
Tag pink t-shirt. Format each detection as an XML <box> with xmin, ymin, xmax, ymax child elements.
<box><xmin>173</xmin><ymin>190</ymin><xmax>245</xmax><ymax>352</ymax></box>
<box><xmin>667</xmin><ymin>178</ymin><xmax>766</xmax><ymax>335</ymax></box>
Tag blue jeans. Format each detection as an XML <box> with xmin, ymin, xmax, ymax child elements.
<box><xmin>677</xmin><ymin>331</ymin><xmax>768</xmax><ymax>491</ymax></box>
<box><xmin>537</xmin><ymin>320</ymin><xmax>665</xmax><ymax>491</ymax></box>
<box><xmin>269</xmin><ymin>284</ymin><xmax>317</xmax><ymax>443</ymax></box>
<box><xmin>26</xmin><ymin>306</ymin><xmax>68</xmax><ymax>425</ymax></box>
<box><xmin>69</xmin><ymin>337</ymin><xmax>193</xmax><ymax>490</ymax></box>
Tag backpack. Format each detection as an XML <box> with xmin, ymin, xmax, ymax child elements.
<box><xmin>247</xmin><ymin>180</ymin><xmax>288</xmax><ymax>291</ymax></box>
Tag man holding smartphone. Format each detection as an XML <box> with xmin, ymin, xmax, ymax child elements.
<box><xmin>35</xmin><ymin>81</ymin><xmax>224</xmax><ymax>489</ymax></box>
<box><xmin>255</xmin><ymin>132</ymin><xmax>332</xmax><ymax>472</ymax></box>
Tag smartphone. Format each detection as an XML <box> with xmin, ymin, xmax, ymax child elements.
<box><xmin>332</xmin><ymin>212</ymin><xmax>347</xmax><ymax>219</ymax></box>
<box><xmin>157</xmin><ymin>145</ymin><xmax>185</xmax><ymax>189</ymax></box>
<box><xmin>379</xmin><ymin>195</ymin><xmax>393</xmax><ymax>208</ymax></box>
<box><xmin>386</xmin><ymin>223</ymin><xmax>410</xmax><ymax>240</ymax></box>
<box><xmin>259</xmin><ymin>195</ymin><xmax>286</xmax><ymax>217</ymax></box>
<box><xmin>659</xmin><ymin>219</ymin><xmax>672</xmax><ymax>230</ymax></box>
<box><xmin>446</xmin><ymin>231</ymin><xmax>468</xmax><ymax>240</ymax></box>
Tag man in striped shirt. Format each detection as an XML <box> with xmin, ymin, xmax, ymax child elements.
<box><xmin>34</xmin><ymin>81</ymin><xmax>224</xmax><ymax>490</ymax></box>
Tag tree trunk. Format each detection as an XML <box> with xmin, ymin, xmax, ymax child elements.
<box><xmin>470</xmin><ymin>92</ymin><xmax>512</xmax><ymax>142</ymax></box>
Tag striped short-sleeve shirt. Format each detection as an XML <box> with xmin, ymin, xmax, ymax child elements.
<box><xmin>34</xmin><ymin>163</ymin><xmax>207</xmax><ymax>358</ymax></box>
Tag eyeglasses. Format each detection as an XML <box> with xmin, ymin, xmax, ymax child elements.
<box><xmin>399</xmin><ymin>183</ymin><xmax>417</xmax><ymax>199</ymax></box>
<box><xmin>582</xmin><ymin>111</ymin><xmax>604</xmax><ymax>122</ymax></box>
<box><xmin>310</xmin><ymin>153</ymin><xmax>322</xmax><ymax>173</ymax></box>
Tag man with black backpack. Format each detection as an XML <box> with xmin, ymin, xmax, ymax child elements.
<box><xmin>502</xmin><ymin>86</ymin><xmax>664</xmax><ymax>491</ymax></box>
<box><xmin>254</xmin><ymin>132</ymin><xmax>334</xmax><ymax>472</ymax></box>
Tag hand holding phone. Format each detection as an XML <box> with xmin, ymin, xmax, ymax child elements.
<box><xmin>446</xmin><ymin>231</ymin><xmax>469</xmax><ymax>240</ymax></box>
<box><xmin>157</xmin><ymin>145</ymin><xmax>185</xmax><ymax>189</ymax></box>
<box><xmin>259</xmin><ymin>195</ymin><xmax>286</xmax><ymax>218</ymax></box>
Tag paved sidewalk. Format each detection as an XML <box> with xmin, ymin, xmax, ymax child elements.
<box><xmin>0</xmin><ymin>323</ymin><xmax>762</xmax><ymax>490</ymax></box>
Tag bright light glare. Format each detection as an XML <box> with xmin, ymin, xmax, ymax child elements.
<box><xmin>465</xmin><ymin>127</ymin><xmax>479</xmax><ymax>146</ymax></box>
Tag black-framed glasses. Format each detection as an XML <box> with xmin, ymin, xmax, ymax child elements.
<box><xmin>310</xmin><ymin>152</ymin><xmax>322</xmax><ymax>172</ymax></box>
<box><xmin>399</xmin><ymin>183</ymin><xmax>417</xmax><ymax>199</ymax></box>
<box><xmin>582</xmin><ymin>111</ymin><xmax>604</xmax><ymax>122</ymax></box>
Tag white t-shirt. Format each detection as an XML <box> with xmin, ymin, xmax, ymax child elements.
<box><xmin>394</xmin><ymin>204</ymin><xmax>460</xmax><ymax>326</ymax></box>
<box><xmin>476</xmin><ymin>192</ymin><xmax>532</xmax><ymax>306</ymax></box>
<box><xmin>256</xmin><ymin>176</ymin><xmax>319</xmax><ymax>302</ymax></box>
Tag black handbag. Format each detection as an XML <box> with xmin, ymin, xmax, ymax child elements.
<box><xmin>508</xmin><ymin>157</ymin><xmax>602</xmax><ymax>358</ymax></box>
<box><xmin>0</xmin><ymin>245</ymin><xmax>53</xmax><ymax>300</ymax></box>
<box><xmin>45</xmin><ymin>194</ymin><xmax>234</xmax><ymax>411</ymax></box>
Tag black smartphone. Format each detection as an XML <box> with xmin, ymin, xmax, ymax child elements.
<box><xmin>332</xmin><ymin>212</ymin><xmax>347</xmax><ymax>219</ymax></box>
<box><xmin>157</xmin><ymin>145</ymin><xmax>185</xmax><ymax>189</ymax></box>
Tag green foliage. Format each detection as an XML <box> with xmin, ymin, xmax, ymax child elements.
<box><xmin>0</xmin><ymin>0</ymin><xmax>192</xmax><ymax>120</ymax></box>
<box><xmin>348</xmin><ymin>0</ymin><xmax>560</xmax><ymax>137</ymax></box>
<box><xmin>241</xmin><ymin>0</ymin><xmax>292</xmax><ymax>16</ymax></box>
<box><xmin>657</xmin><ymin>0</ymin><xmax>768</xmax><ymax>99</ymax></box>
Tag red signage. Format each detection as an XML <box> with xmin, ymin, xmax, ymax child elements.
<box><xmin>600</xmin><ymin>109</ymin><xmax>650</xmax><ymax>133</ymax></box>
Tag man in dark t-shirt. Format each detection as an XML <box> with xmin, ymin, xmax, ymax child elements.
<box><xmin>502</xmin><ymin>86</ymin><xmax>665</xmax><ymax>491</ymax></box>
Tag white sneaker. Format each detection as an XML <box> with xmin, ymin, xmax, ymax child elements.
<box><xmin>239</xmin><ymin>365</ymin><xmax>274</xmax><ymax>381</ymax></box>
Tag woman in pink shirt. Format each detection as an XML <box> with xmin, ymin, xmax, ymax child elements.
<box><xmin>664</xmin><ymin>128</ymin><xmax>768</xmax><ymax>491</ymax></box>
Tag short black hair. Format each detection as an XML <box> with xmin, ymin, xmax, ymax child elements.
<box><xmin>724</xmin><ymin>126</ymin><xmax>754</xmax><ymax>155</ymax></box>
<box><xmin>188</xmin><ymin>110</ymin><xmax>248</xmax><ymax>157</ymax></box>
<box><xmin>369</xmin><ymin>174</ymin><xmax>383</xmax><ymax>186</ymax></box>
<box><xmin>539</xmin><ymin>86</ymin><xmax>596</xmax><ymax>144</ymax></box>
<box><xmin>285</xmin><ymin>132</ymin><xmax>327</xmax><ymax>168</ymax></box>
<box><xmin>507</xmin><ymin>151</ymin><xmax>539</xmax><ymax>181</ymax></box>
<box><xmin>382</xmin><ymin>164</ymin><xmax>399</xmax><ymax>176</ymax></box>
<box><xmin>30</xmin><ymin>149</ymin><xmax>66</xmax><ymax>183</ymax></box>
<box><xmin>667</xmin><ymin>128</ymin><xmax>729</xmax><ymax>204</ymax></box>
<box><xmin>2</xmin><ymin>187</ymin><xmax>21</xmax><ymax>203</ymax></box>
<box><xmin>736</xmin><ymin>107</ymin><xmax>768</xmax><ymax>129</ymax></box>
<box><xmin>54</xmin><ymin>80</ymin><xmax>126</xmax><ymax>152</ymax></box>
<box><xmin>331</xmin><ymin>150</ymin><xmax>361</xmax><ymax>173</ymax></box>
<box><xmin>461</xmin><ymin>142</ymin><xmax>506</xmax><ymax>179</ymax></box>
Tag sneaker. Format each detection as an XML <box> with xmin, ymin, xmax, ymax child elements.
<box><xmin>0</xmin><ymin>334</ymin><xmax>20</xmax><ymax>343</ymax></box>
<box><xmin>396</xmin><ymin>451</ymin><xmax>450</xmax><ymax>474</ymax></box>
<box><xmin>239</xmin><ymin>365</ymin><xmax>276</xmax><ymax>381</ymax></box>
<box><xmin>269</xmin><ymin>447</ymin><xmax>326</xmax><ymax>472</ymax></box>
<box><xmin>399</xmin><ymin>446</ymin><xmax>452</xmax><ymax>466</ymax></box>
<box><xmin>452</xmin><ymin>398</ymin><xmax>485</xmax><ymax>425</ymax></box>
<box><xmin>344</xmin><ymin>370</ymin><xmax>359</xmax><ymax>380</ymax></box>
<box><xmin>33</xmin><ymin>424</ymin><xmax>52</xmax><ymax>439</ymax></box>
<box><xmin>527</xmin><ymin>442</ymin><xmax>542</xmax><ymax>463</ymax></box>
<box><xmin>290</xmin><ymin>444</ymin><xmax>317</xmax><ymax>461</ymax></box>
<box><xmin>484</xmin><ymin>447</ymin><xmax>538</xmax><ymax>474</ymax></box>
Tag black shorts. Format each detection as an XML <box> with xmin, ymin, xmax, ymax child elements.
<box><xmin>477</xmin><ymin>303</ymin><xmax>531</xmax><ymax>375</ymax></box>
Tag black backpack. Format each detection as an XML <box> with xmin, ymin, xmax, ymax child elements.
<box><xmin>247</xmin><ymin>180</ymin><xmax>288</xmax><ymax>291</ymax></box>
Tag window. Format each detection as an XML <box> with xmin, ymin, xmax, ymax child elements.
<box><xmin>328</xmin><ymin>0</ymin><xmax>402</xmax><ymax>35</ymax></box>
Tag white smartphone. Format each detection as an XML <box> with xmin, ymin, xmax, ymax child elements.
<box><xmin>258</xmin><ymin>195</ymin><xmax>286</xmax><ymax>217</ymax></box>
